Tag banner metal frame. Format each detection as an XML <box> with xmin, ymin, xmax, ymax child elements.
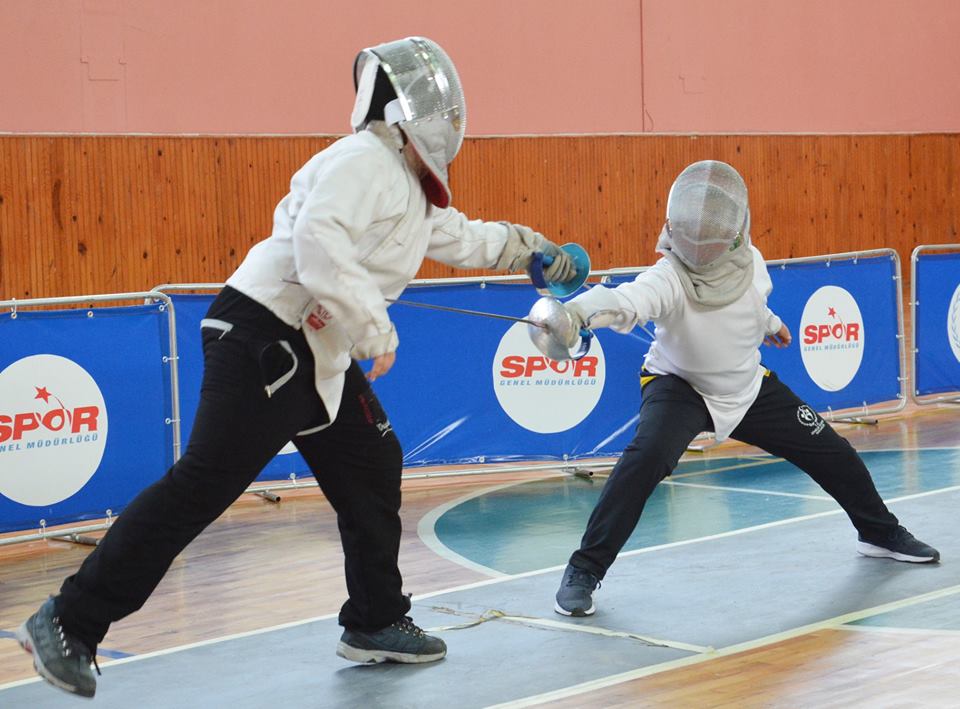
<box><xmin>0</xmin><ymin>251</ymin><xmax>913</xmax><ymax>541</ymax></box>
<box><xmin>910</xmin><ymin>243</ymin><xmax>960</xmax><ymax>406</ymax></box>
<box><xmin>0</xmin><ymin>291</ymin><xmax>181</xmax><ymax>545</ymax></box>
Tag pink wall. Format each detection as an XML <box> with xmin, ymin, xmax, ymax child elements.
<box><xmin>1</xmin><ymin>0</ymin><xmax>958</xmax><ymax>135</ymax></box>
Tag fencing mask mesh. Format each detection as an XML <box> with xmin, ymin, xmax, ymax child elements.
<box><xmin>664</xmin><ymin>160</ymin><xmax>749</xmax><ymax>269</ymax></box>
<box><xmin>352</xmin><ymin>37</ymin><xmax>465</xmax><ymax>208</ymax></box>
<box><xmin>657</xmin><ymin>160</ymin><xmax>755</xmax><ymax>306</ymax></box>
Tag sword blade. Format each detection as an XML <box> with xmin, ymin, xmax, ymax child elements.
<box><xmin>387</xmin><ymin>298</ymin><xmax>545</xmax><ymax>328</ymax></box>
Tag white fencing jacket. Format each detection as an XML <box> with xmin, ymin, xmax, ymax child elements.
<box><xmin>571</xmin><ymin>246</ymin><xmax>783</xmax><ymax>440</ymax></box>
<box><xmin>227</xmin><ymin>122</ymin><xmax>523</xmax><ymax>422</ymax></box>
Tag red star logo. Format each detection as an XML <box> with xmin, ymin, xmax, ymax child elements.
<box><xmin>35</xmin><ymin>386</ymin><xmax>52</xmax><ymax>403</ymax></box>
<box><xmin>827</xmin><ymin>307</ymin><xmax>837</xmax><ymax>318</ymax></box>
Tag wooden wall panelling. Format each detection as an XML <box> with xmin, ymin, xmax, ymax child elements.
<box><xmin>1</xmin><ymin>134</ymin><xmax>958</xmax><ymax>301</ymax></box>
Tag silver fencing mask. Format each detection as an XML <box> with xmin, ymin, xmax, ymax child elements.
<box><xmin>352</xmin><ymin>37</ymin><xmax>466</xmax><ymax>208</ymax></box>
<box><xmin>663</xmin><ymin>160</ymin><xmax>750</xmax><ymax>268</ymax></box>
<box><xmin>657</xmin><ymin>160</ymin><xmax>755</xmax><ymax>306</ymax></box>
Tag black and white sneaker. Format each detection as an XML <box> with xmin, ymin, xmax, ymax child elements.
<box><xmin>16</xmin><ymin>597</ymin><xmax>98</xmax><ymax>698</ymax></box>
<box><xmin>554</xmin><ymin>564</ymin><xmax>600</xmax><ymax>616</ymax></box>
<box><xmin>857</xmin><ymin>526</ymin><xmax>940</xmax><ymax>563</ymax></box>
<box><xmin>337</xmin><ymin>616</ymin><xmax>446</xmax><ymax>664</ymax></box>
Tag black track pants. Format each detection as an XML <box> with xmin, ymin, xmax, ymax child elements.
<box><xmin>570</xmin><ymin>371</ymin><xmax>899</xmax><ymax>578</ymax></box>
<box><xmin>57</xmin><ymin>288</ymin><xmax>409</xmax><ymax>649</ymax></box>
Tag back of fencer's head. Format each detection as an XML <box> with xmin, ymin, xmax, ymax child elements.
<box><xmin>665</xmin><ymin>161</ymin><xmax>750</xmax><ymax>268</ymax></box>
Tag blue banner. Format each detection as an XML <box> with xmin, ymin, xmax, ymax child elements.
<box><xmin>759</xmin><ymin>255</ymin><xmax>902</xmax><ymax>411</ymax></box>
<box><xmin>379</xmin><ymin>283</ymin><xmax>651</xmax><ymax>466</ymax></box>
<box><xmin>0</xmin><ymin>305</ymin><xmax>173</xmax><ymax>533</ymax></box>
<box><xmin>608</xmin><ymin>256</ymin><xmax>901</xmax><ymax>413</ymax></box>
<box><xmin>169</xmin><ymin>288</ymin><xmax>650</xmax><ymax>470</ymax></box>
<box><xmin>0</xmin><ymin>253</ymin><xmax>910</xmax><ymax>534</ymax></box>
<box><xmin>914</xmin><ymin>252</ymin><xmax>960</xmax><ymax>396</ymax></box>
<box><xmin>170</xmin><ymin>258</ymin><xmax>903</xmax><ymax>473</ymax></box>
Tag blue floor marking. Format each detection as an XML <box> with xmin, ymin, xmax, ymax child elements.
<box><xmin>434</xmin><ymin>449</ymin><xmax>960</xmax><ymax>575</ymax></box>
<box><xmin>96</xmin><ymin>647</ymin><xmax>135</xmax><ymax>660</ymax></box>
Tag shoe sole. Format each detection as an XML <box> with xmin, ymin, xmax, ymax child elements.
<box><xmin>857</xmin><ymin>541</ymin><xmax>939</xmax><ymax>564</ymax></box>
<box><xmin>554</xmin><ymin>600</ymin><xmax>595</xmax><ymax>617</ymax></box>
<box><xmin>15</xmin><ymin>621</ymin><xmax>95</xmax><ymax>698</ymax></box>
<box><xmin>335</xmin><ymin>641</ymin><xmax>446</xmax><ymax>664</ymax></box>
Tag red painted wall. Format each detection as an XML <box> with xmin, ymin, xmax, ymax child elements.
<box><xmin>2</xmin><ymin>0</ymin><xmax>958</xmax><ymax>135</ymax></box>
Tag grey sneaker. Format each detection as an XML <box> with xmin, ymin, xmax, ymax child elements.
<box><xmin>555</xmin><ymin>564</ymin><xmax>600</xmax><ymax>616</ymax></box>
<box><xmin>16</xmin><ymin>598</ymin><xmax>98</xmax><ymax>698</ymax></box>
<box><xmin>336</xmin><ymin>616</ymin><xmax>446</xmax><ymax>664</ymax></box>
<box><xmin>857</xmin><ymin>525</ymin><xmax>940</xmax><ymax>563</ymax></box>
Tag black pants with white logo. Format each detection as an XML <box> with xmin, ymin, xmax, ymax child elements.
<box><xmin>570</xmin><ymin>370</ymin><xmax>900</xmax><ymax>579</ymax></box>
<box><xmin>57</xmin><ymin>287</ymin><xmax>408</xmax><ymax>650</ymax></box>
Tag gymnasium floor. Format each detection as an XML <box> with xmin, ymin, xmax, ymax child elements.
<box><xmin>1</xmin><ymin>406</ymin><xmax>958</xmax><ymax>707</ymax></box>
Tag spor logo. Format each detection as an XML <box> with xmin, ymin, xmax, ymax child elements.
<box><xmin>492</xmin><ymin>323</ymin><xmax>605</xmax><ymax>434</ymax></box>
<box><xmin>0</xmin><ymin>354</ymin><xmax>108</xmax><ymax>506</ymax></box>
<box><xmin>799</xmin><ymin>286</ymin><xmax>865</xmax><ymax>392</ymax></box>
<box><xmin>949</xmin><ymin>283</ymin><xmax>960</xmax><ymax>364</ymax></box>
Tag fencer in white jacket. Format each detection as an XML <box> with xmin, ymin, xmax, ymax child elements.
<box><xmin>551</xmin><ymin>160</ymin><xmax>940</xmax><ymax>619</ymax></box>
<box><xmin>19</xmin><ymin>38</ymin><xmax>578</xmax><ymax>699</ymax></box>
<box><xmin>226</xmin><ymin>120</ymin><xmax>565</xmax><ymax>421</ymax></box>
<box><xmin>567</xmin><ymin>244</ymin><xmax>782</xmax><ymax>441</ymax></box>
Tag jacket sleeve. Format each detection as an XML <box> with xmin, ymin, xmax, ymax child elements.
<box><xmin>570</xmin><ymin>261</ymin><xmax>683</xmax><ymax>333</ymax></box>
<box><xmin>290</xmin><ymin>146</ymin><xmax>396</xmax><ymax>352</ymax></box>
<box><xmin>750</xmin><ymin>245</ymin><xmax>783</xmax><ymax>335</ymax></box>
<box><xmin>425</xmin><ymin>208</ymin><xmax>547</xmax><ymax>270</ymax></box>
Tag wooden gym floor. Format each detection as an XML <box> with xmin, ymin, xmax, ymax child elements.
<box><xmin>1</xmin><ymin>403</ymin><xmax>958</xmax><ymax>707</ymax></box>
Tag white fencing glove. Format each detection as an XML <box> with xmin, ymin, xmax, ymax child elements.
<box><xmin>496</xmin><ymin>224</ymin><xmax>577</xmax><ymax>283</ymax></box>
<box><xmin>540</xmin><ymin>240</ymin><xmax>578</xmax><ymax>283</ymax></box>
<box><xmin>562</xmin><ymin>302</ymin><xmax>590</xmax><ymax>347</ymax></box>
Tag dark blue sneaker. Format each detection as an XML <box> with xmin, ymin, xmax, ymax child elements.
<box><xmin>555</xmin><ymin>564</ymin><xmax>600</xmax><ymax>616</ymax></box>
<box><xmin>16</xmin><ymin>598</ymin><xmax>98</xmax><ymax>698</ymax></box>
<box><xmin>857</xmin><ymin>526</ymin><xmax>940</xmax><ymax>563</ymax></box>
<box><xmin>336</xmin><ymin>616</ymin><xmax>446</xmax><ymax>664</ymax></box>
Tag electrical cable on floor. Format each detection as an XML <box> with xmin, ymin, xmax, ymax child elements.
<box><xmin>426</xmin><ymin>606</ymin><xmax>715</xmax><ymax>654</ymax></box>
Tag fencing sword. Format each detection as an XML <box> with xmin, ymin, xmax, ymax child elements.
<box><xmin>386</xmin><ymin>298</ymin><xmax>547</xmax><ymax>329</ymax></box>
<box><xmin>389</xmin><ymin>297</ymin><xmax>592</xmax><ymax>361</ymax></box>
<box><xmin>280</xmin><ymin>278</ymin><xmax>542</xmax><ymax>327</ymax></box>
<box><xmin>281</xmin><ymin>279</ymin><xmax>589</xmax><ymax>358</ymax></box>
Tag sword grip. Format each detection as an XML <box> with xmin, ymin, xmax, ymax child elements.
<box><xmin>527</xmin><ymin>251</ymin><xmax>553</xmax><ymax>289</ymax></box>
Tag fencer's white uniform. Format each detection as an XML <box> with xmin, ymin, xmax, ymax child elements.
<box><xmin>571</xmin><ymin>246</ymin><xmax>783</xmax><ymax>440</ymax></box>
<box><xmin>227</xmin><ymin>123</ymin><xmax>528</xmax><ymax>421</ymax></box>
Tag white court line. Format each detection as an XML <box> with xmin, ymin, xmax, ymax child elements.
<box><xmin>489</xmin><ymin>583</ymin><xmax>960</xmax><ymax>709</ymax></box>
<box><xmin>4</xmin><ymin>471</ymin><xmax>958</xmax><ymax>693</ymax></box>
<box><xmin>839</xmin><ymin>625</ymin><xmax>960</xmax><ymax>638</ymax></box>
<box><xmin>856</xmin><ymin>445</ymin><xmax>960</xmax><ymax>453</ymax></box>
<box><xmin>414</xmin><ymin>483</ymin><xmax>960</xmax><ymax>601</ymax></box>
<box><xmin>660</xmin><ymin>479</ymin><xmax>831</xmax><ymax>500</ymax></box>
<box><xmin>670</xmin><ymin>458</ymin><xmax>782</xmax><ymax>479</ymax></box>
<box><xmin>416</xmin><ymin>478</ymin><xmax>539</xmax><ymax>579</ymax></box>
<box><xmin>415</xmin><ymin>457</ymin><xmax>787</xmax><ymax>576</ymax></box>
<box><xmin>606</xmin><ymin>483</ymin><xmax>960</xmax><ymax>565</ymax></box>
<box><xmin>0</xmin><ymin>607</ymin><xmax>344</xmax><ymax>691</ymax></box>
